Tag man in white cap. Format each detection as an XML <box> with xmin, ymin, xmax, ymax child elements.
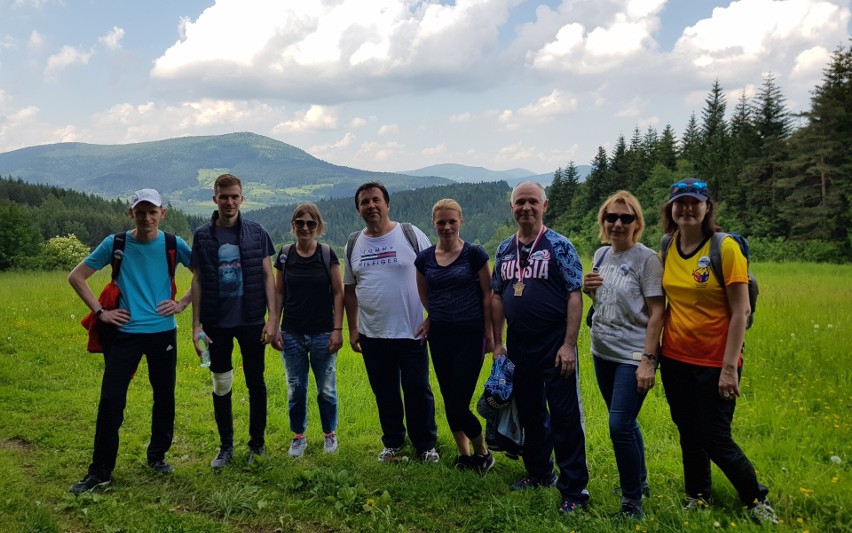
<box><xmin>67</xmin><ymin>188</ymin><xmax>192</xmax><ymax>494</ymax></box>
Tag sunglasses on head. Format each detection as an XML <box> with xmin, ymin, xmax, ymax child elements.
<box><xmin>670</xmin><ymin>180</ymin><xmax>708</xmax><ymax>195</ymax></box>
<box><xmin>293</xmin><ymin>219</ymin><xmax>318</xmax><ymax>229</ymax></box>
<box><xmin>604</xmin><ymin>213</ymin><xmax>636</xmax><ymax>224</ymax></box>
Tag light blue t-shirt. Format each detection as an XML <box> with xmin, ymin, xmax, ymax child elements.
<box><xmin>85</xmin><ymin>230</ymin><xmax>191</xmax><ymax>334</ymax></box>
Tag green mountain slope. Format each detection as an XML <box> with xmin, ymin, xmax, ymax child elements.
<box><xmin>0</xmin><ymin>132</ymin><xmax>450</xmax><ymax>213</ymax></box>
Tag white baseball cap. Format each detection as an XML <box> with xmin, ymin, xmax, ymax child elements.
<box><xmin>130</xmin><ymin>188</ymin><xmax>163</xmax><ymax>208</ymax></box>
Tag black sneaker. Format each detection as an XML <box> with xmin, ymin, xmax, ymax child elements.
<box><xmin>247</xmin><ymin>446</ymin><xmax>265</xmax><ymax>465</ymax></box>
<box><xmin>148</xmin><ymin>460</ymin><xmax>173</xmax><ymax>474</ymax></box>
<box><xmin>454</xmin><ymin>455</ymin><xmax>473</xmax><ymax>470</ymax></box>
<box><xmin>559</xmin><ymin>498</ymin><xmax>586</xmax><ymax>514</ymax></box>
<box><xmin>69</xmin><ymin>473</ymin><xmax>111</xmax><ymax>494</ymax></box>
<box><xmin>473</xmin><ymin>452</ymin><xmax>495</xmax><ymax>474</ymax></box>
<box><xmin>620</xmin><ymin>502</ymin><xmax>643</xmax><ymax>518</ymax></box>
<box><xmin>510</xmin><ymin>471</ymin><xmax>557</xmax><ymax>491</ymax></box>
<box><xmin>211</xmin><ymin>447</ymin><xmax>234</xmax><ymax>470</ymax></box>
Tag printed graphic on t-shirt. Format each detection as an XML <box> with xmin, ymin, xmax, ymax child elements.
<box><xmin>692</xmin><ymin>255</ymin><xmax>711</xmax><ymax>283</ymax></box>
<box><xmin>358</xmin><ymin>245</ymin><xmax>400</xmax><ymax>266</ymax></box>
<box><xmin>497</xmin><ymin>248</ymin><xmax>551</xmax><ymax>282</ymax></box>
<box><xmin>218</xmin><ymin>243</ymin><xmax>243</xmax><ymax>297</ymax></box>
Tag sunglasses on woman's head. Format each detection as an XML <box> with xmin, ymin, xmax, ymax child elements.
<box><xmin>293</xmin><ymin>220</ymin><xmax>318</xmax><ymax>229</ymax></box>
<box><xmin>604</xmin><ymin>213</ymin><xmax>636</xmax><ymax>224</ymax></box>
<box><xmin>670</xmin><ymin>181</ymin><xmax>708</xmax><ymax>195</ymax></box>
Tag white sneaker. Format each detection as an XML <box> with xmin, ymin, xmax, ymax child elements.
<box><xmin>324</xmin><ymin>433</ymin><xmax>339</xmax><ymax>453</ymax></box>
<box><xmin>377</xmin><ymin>446</ymin><xmax>405</xmax><ymax>462</ymax></box>
<box><xmin>750</xmin><ymin>499</ymin><xmax>779</xmax><ymax>524</ymax></box>
<box><xmin>288</xmin><ymin>435</ymin><xmax>307</xmax><ymax>458</ymax></box>
<box><xmin>419</xmin><ymin>447</ymin><xmax>440</xmax><ymax>463</ymax></box>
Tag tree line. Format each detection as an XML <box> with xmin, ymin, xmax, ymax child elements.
<box><xmin>542</xmin><ymin>42</ymin><xmax>851</xmax><ymax>263</ymax></box>
<box><xmin>1</xmin><ymin>43</ymin><xmax>848</xmax><ymax>269</ymax></box>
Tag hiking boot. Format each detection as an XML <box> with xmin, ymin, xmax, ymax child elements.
<box><xmin>377</xmin><ymin>446</ymin><xmax>406</xmax><ymax>462</ymax></box>
<box><xmin>559</xmin><ymin>498</ymin><xmax>586</xmax><ymax>514</ymax></box>
<box><xmin>247</xmin><ymin>446</ymin><xmax>265</xmax><ymax>465</ymax></box>
<box><xmin>749</xmin><ymin>499</ymin><xmax>779</xmax><ymax>524</ymax></box>
<box><xmin>323</xmin><ymin>433</ymin><xmax>339</xmax><ymax>454</ymax></box>
<box><xmin>288</xmin><ymin>435</ymin><xmax>307</xmax><ymax>458</ymax></box>
<box><xmin>454</xmin><ymin>455</ymin><xmax>473</xmax><ymax>470</ymax></box>
<box><xmin>69</xmin><ymin>473</ymin><xmax>111</xmax><ymax>494</ymax></box>
<box><xmin>210</xmin><ymin>447</ymin><xmax>234</xmax><ymax>470</ymax></box>
<box><xmin>620</xmin><ymin>502</ymin><xmax>644</xmax><ymax>518</ymax></box>
<box><xmin>473</xmin><ymin>452</ymin><xmax>495</xmax><ymax>474</ymax></box>
<box><xmin>683</xmin><ymin>496</ymin><xmax>710</xmax><ymax>511</ymax></box>
<box><xmin>147</xmin><ymin>460</ymin><xmax>173</xmax><ymax>474</ymax></box>
<box><xmin>419</xmin><ymin>447</ymin><xmax>440</xmax><ymax>463</ymax></box>
<box><xmin>510</xmin><ymin>471</ymin><xmax>558</xmax><ymax>491</ymax></box>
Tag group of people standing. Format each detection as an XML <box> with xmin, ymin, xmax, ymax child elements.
<box><xmin>66</xmin><ymin>173</ymin><xmax>777</xmax><ymax>524</ymax></box>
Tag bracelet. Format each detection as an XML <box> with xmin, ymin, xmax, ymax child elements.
<box><xmin>642</xmin><ymin>352</ymin><xmax>659</xmax><ymax>364</ymax></box>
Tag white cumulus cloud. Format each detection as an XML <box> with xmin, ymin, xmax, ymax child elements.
<box><xmin>99</xmin><ymin>27</ymin><xmax>125</xmax><ymax>50</ymax></box>
<box><xmin>273</xmin><ymin>105</ymin><xmax>339</xmax><ymax>133</ymax></box>
<box><xmin>44</xmin><ymin>45</ymin><xmax>93</xmax><ymax>78</ymax></box>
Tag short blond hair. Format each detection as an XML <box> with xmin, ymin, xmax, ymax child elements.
<box><xmin>431</xmin><ymin>198</ymin><xmax>463</xmax><ymax>220</ymax></box>
<box><xmin>596</xmin><ymin>190</ymin><xmax>645</xmax><ymax>244</ymax></box>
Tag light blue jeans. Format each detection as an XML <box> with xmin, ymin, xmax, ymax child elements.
<box><xmin>281</xmin><ymin>330</ymin><xmax>338</xmax><ymax>435</ymax></box>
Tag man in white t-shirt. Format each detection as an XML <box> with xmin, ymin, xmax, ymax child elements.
<box><xmin>343</xmin><ymin>181</ymin><xmax>439</xmax><ymax>463</ymax></box>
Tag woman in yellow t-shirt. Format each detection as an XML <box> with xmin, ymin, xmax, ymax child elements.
<box><xmin>659</xmin><ymin>178</ymin><xmax>777</xmax><ymax>524</ymax></box>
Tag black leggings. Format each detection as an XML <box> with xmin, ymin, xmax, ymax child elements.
<box><xmin>428</xmin><ymin>321</ymin><xmax>485</xmax><ymax>439</ymax></box>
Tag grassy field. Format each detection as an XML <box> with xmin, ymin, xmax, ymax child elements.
<box><xmin>0</xmin><ymin>262</ymin><xmax>849</xmax><ymax>532</ymax></box>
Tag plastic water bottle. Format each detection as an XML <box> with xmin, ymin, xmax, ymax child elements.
<box><xmin>198</xmin><ymin>332</ymin><xmax>211</xmax><ymax>368</ymax></box>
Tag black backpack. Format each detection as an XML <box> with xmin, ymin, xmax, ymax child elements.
<box><xmin>661</xmin><ymin>232</ymin><xmax>758</xmax><ymax>329</ymax></box>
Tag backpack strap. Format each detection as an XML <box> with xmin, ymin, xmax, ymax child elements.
<box><xmin>164</xmin><ymin>231</ymin><xmax>178</xmax><ymax>299</ymax></box>
<box><xmin>345</xmin><ymin>230</ymin><xmax>361</xmax><ymax>273</ymax></box>
<box><xmin>592</xmin><ymin>246</ymin><xmax>609</xmax><ymax>270</ymax></box>
<box><xmin>660</xmin><ymin>233</ymin><xmax>674</xmax><ymax>267</ymax></box>
<box><xmin>400</xmin><ymin>222</ymin><xmax>421</xmax><ymax>254</ymax></box>
<box><xmin>111</xmin><ymin>231</ymin><xmax>127</xmax><ymax>279</ymax></box>
<box><xmin>708</xmin><ymin>232</ymin><xmax>729</xmax><ymax>286</ymax></box>
<box><xmin>319</xmin><ymin>243</ymin><xmax>332</xmax><ymax>281</ymax></box>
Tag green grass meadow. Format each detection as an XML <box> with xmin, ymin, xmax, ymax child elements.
<box><xmin>0</xmin><ymin>262</ymin><xmax>849</xmax><ymax>532</ymax></box>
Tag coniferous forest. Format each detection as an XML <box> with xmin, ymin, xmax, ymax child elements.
<box><xmin>0</xmin><ymin>43</ymin><xmax>849</xmax><ymax>269</ymax></box>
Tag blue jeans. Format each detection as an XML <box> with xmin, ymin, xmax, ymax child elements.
<box><xmin>282</xmin><ymin>330</ymin><xmax>338</xmax><ymax>435</ymax></box>
<box><xmin>593</xmin><ymin>356</ymin><xmax>648</xmax><ymax>506</ymax></box>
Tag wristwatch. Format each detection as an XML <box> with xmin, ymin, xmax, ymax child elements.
<box><xmin>642</xmin><ymin>352</ymin><xmax>658</xmax><ymax>364</ymax></box>
<box><xmin>95</xmin><ymin>308</ymin><xmax>105</xmax><ymax>318</ymax></box>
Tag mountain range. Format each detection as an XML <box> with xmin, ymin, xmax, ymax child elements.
<box><xmin>0</xmin><ymin>132</ymin><xmax>576</xmax><ymax>214</ymax></box>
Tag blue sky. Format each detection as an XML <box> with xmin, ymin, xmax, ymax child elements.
<box><xmin>1</xmin><ymin>0</ymin><xmax>849</xmax><ymax>175</ymax></box>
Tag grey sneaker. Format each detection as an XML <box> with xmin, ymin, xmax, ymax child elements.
<box><xmin>69</xmin><ymin>473</ymin><xmax>111</xmax><ymax>494</ymax></box>
<box><xmin>749</xmin><ymin>499</ymin><xmax>779</xmax><ymax>524</ymax></box>
<box><xmin>377</xmin><ymin>446</ymin><xmax>406</xmax><ymax>462</ymax></box>
<box><xmin>247</xmin><ymin>446</ymin><xmax>265</xmax><ymax>465</ymax></box>
<box><xmin>683</xmin><ymin>496</ymin><xmax>710</xmax><ymax>510</ymax></box>
<box><xmin>323</xmin><ymin>433</ymin><xmax>339</xmax><ymax>453</ymax></box>
<box><xmin>147</xmin><ymin>460</ymin><xmax>173</xmax><ymax>474</ymax></box>
<box><xmin>210</xmin><ymin>447</ymin><xmax>234</xmax><ymax>470</ymax></box>
<box><xmin>288</xmin><ymin>435</ymin><xmax>307</xmax><ymax>458</ymax></box>
<box><xmin>419</xmin><ymin>447</ymin><xmax>440</xmax><ymax>463</ymax></box>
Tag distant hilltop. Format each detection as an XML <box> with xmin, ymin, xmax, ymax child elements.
<box><xmin>0</xmin><ymin>132</ymin><xmax>450</xmax><ymax>214</ymax></box>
